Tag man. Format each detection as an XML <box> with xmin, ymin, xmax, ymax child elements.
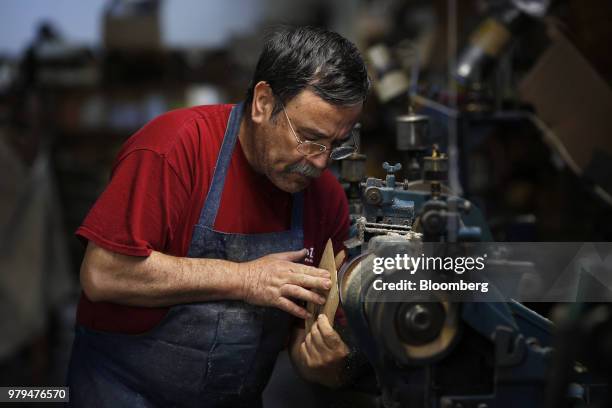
<box><xmin>67</xmin><ymin>25</ymin><xmax>369</xmax><ymax>407</ymax></box>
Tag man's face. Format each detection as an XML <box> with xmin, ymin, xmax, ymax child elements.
<box><xmin>252</xmin><ymin>88</ymin><xmax>362</xmax><ymax>193</ymax></box>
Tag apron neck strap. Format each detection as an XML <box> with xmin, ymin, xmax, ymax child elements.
<box><xmin>200</xmin><ymin>102</ymin><xmax>244</xmax><ymax>228</ymax></box>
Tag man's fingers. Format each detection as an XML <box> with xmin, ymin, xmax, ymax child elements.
<box><xmin>270</xmin><ymin>248</ymin><xmax>308</xmax><ymax>262</ymax></box>
<box><xmin>316</xmin><ymin>314</ymin><xmax>333</xmax><ymax>334</ymax></box>
<box><xmin>294</xmin><ymin>264</ymin><xmax>331</xmax><ymax>279</ymax></box>
<box><xmin>277</xmin><ymin>297</ymin><xmax>310</xmax><ymax>319</ymax></box>
<box><xmin>315</xmin><ymin>314</ymin><xmax>342</xmax><ymax>349</ymax></box>
<box><xmin>280</xmin><ymin>284</ymin><xmax>326</xmax><ymax>305</ymax></box>
<box><xmin>305</xmin><ymin>332</ymin><xmax>316</xmax><ymax>356</ymax></box>
<box><xmin>309</xmin><ymin>320</ymin><xmax>328</xmax><ymax>351</ymax></box>
<box><xmin>300</xmin><ymin>342</ymin><xmax>313</xmax><ymax>366</ymax></box>
<box><xmin>288</xmin><ymin>273</ymin><xmax>331</xmax><ymax>291</ymax></box>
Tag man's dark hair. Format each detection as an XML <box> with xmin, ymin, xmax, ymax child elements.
<box><xmin>245</xmin><ymin>25</ymin><xmax>370</xmax><ymax>119</ymax></box>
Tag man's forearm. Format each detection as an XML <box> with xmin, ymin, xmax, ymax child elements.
<box><xmin>81</xmin><ymin>242</ymin><xmax>244</xmax><ymax>307</ymax></box>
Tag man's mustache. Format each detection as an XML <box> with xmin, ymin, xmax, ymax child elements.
<box><xmin>285</xmin><ymin>162</ymin><xmax>322</xmax><ymax>178</ymax></box>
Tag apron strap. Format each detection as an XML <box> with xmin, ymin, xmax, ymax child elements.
<box><xmin>290</xmin><ymin>192</ymin><xmax>304</xmax><ymax>231</ymax></box>
<box><xmin>200</xmin><ymin>102</ymin><xmax>244</xmax><ymax>228</ymax></box>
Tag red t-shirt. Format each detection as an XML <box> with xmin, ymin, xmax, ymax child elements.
<box><xmin>76</xmin><ymin>104</ymin><xmax>349</xmax><ymax>334</ymax></box>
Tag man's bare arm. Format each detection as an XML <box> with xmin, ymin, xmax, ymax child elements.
<box><xmin>80</xmin><ymin>242</ymin><xmax>331</xmax><ymax>319</ymax></box>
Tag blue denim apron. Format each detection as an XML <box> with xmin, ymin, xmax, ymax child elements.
<box><xmin>67</xmin><ymin>103</ymin><xmax>304</xmax><ymax>407</ymax></box>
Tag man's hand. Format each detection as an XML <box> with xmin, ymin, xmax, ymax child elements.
<box><xmin>290</xmin><ymin>314</ymin><xmax>350</xmax><ymax>388</ymax></box>
<box><xmin>238</xmin><ymin>249</ymin><xmax>332</xmax><ymax>319</ymax></box>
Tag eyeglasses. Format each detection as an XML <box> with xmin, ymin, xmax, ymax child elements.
<box><xmin>281</xmin><ymin>105</ymin><xmax>359</xmax><ymax>161</ymax></box>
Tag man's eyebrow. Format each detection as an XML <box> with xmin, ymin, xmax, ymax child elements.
<box><xmin>297</xmin><ymin>126</ymin><xmax>332</xmax><ymax>140</ymax></box>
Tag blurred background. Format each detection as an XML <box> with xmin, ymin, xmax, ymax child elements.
<box><xmin>0</xmin><ymin>0</ymin><xmax>610</xmax><ymax>394</ymax></box>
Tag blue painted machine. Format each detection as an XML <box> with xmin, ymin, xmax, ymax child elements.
<box><xmin>337</xmin><ymin>151</ymin><xmax>605</xmax><ymax>407</ymax></box>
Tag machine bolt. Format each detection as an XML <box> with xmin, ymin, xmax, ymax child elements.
<box><xmin>406</xmin><ymin>304</ymin><xmax>431</xmax><ymax>331</ymax></box>
<box><xmin>462</xmin><ymin>200</ymin><xmax>471</xmax><ymax>212</ymax></box>
<box><xmin>382</xmin><ymin>161</ymin><xmax>402</xmax><ymax>174</ymax></box>
<box><xmin>365</xmin><ymin>188</ymin><xmax>383</xmax><ymax>205</ymax></box>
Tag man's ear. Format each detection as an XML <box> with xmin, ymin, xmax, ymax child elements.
<box><xmin>251</xmin><ymin>81</ymin><xmax>274</xmax><ymax>125</ymax></box>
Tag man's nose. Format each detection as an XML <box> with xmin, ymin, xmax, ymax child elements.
<box><xmin>307</xmin><ymin>152</ymin><xmax>329</xmax><ymax>170</ymax></box>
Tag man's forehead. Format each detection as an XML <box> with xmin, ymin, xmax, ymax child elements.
<box><xmin>285</xmin><ymin>90</ymin><xmax>362</xmax><ymax>136</ymax></box>
<box><xmin>286</xmin><ymin>89</ymin><xmax>361</xmax><ymax>111</ymax></box>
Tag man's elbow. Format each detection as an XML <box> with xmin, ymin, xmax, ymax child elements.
<box><xmin>80</xmin><ymin>261</ymin><xmax>109</xmax><ymax>302</ymax></box>
<box><xmin>80</xmin><ymin>244</ymin><xmax>116</xmax><ymax>302</ymax></box>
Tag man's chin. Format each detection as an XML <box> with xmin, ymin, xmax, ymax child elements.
<box><xmin>272</xmin><ymin>173</ymin><xmax>312</xmax><ymax>193</ymax></box>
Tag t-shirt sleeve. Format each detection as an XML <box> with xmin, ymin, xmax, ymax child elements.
<box><xmin>76</xmin><ymin>149</ymin><xmax>190</xmax><ymax>257</ymax></box>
